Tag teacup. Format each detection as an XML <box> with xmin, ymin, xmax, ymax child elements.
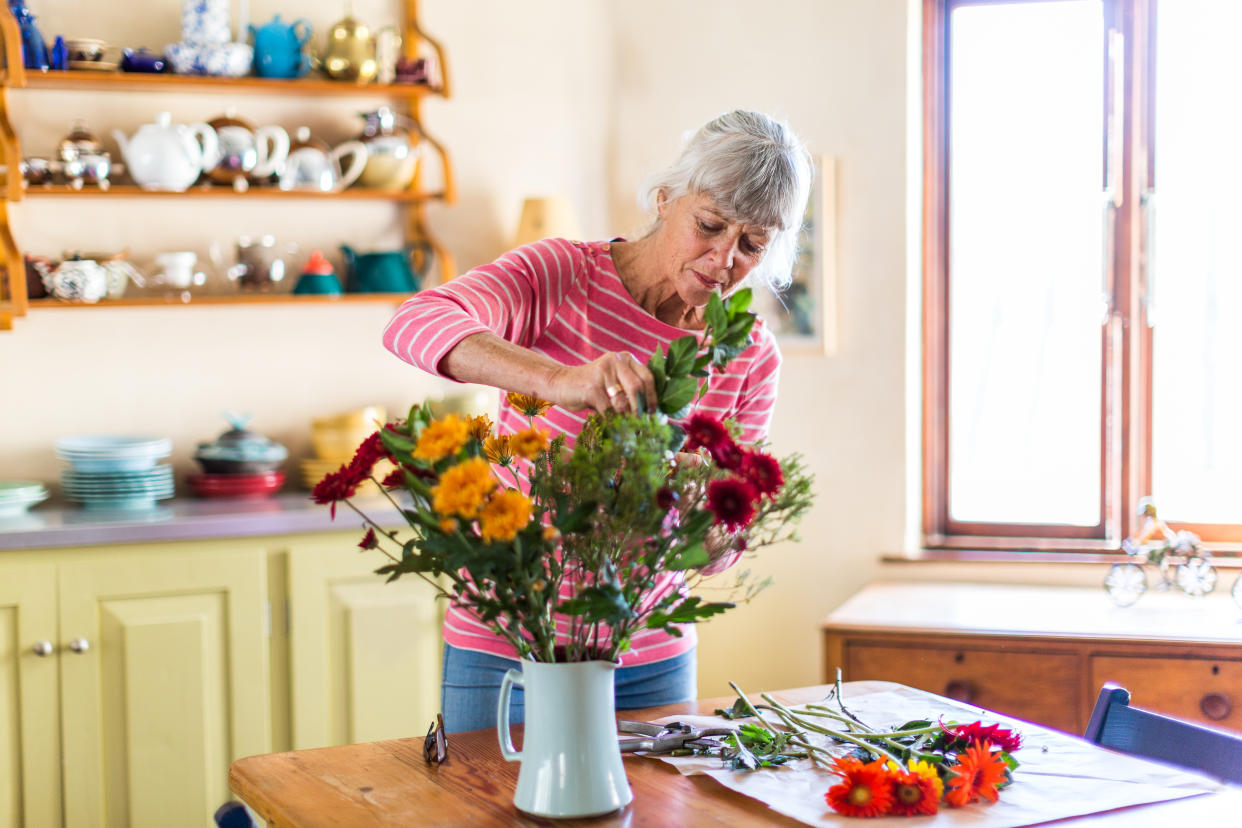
<box><xmin>66</xmin><ymin>38</ymin><xmax>106</xmax><ymax>62</ymax></box>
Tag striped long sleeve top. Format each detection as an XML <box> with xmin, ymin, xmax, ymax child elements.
<box><xmin>382</xmin><ymin>237</ymin><xmax>782</xmax><ymax>665</ymax></box>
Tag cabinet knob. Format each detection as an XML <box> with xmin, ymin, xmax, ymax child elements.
<box><xmin>943</xmin><ymin>680</ymin><xmax>975</xmax><ymax>703</ymax></box>
<box><xmin>1200</xmin><ymin>692</ymin><xmax>1232</xmax><ymax>721</ymax></box>
<box><xmin>31</xmin><ymin>640</ymin><xmax>55</xmax><ymax>657</ymax></box>
<box><xmin>68</xmin><ymin>638</ymin><xmax>91</xmax><ymax>654</ymax></box>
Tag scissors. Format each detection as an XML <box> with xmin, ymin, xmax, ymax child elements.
<box><xmin>617</xmin><ymin>720</ymin><xmax>736</xmax><ymax>754</ymax></box>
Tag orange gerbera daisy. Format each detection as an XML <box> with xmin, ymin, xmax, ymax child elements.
<box><xmin>466</xmin><ymin>414</ymin><xmax>494</xmax><ymax>442</ymax></box>
<box><xmin>889</xmin><ymin>759</ymin><xmax>943</xmax><ymax>816</ymax></box>
<box><xmin>484</xmin><ymin>434</ymin><xmax>513</xmax><ymax>466</ymax></box>
<box><xmin>825</xmin><ymin>756</ymin><xmax>893</xmax><ymax>818</ymax></box>
<box><xmin>509</xmin><ymin>427</ymin><xmax>549</xmax><ymax>460</ymax></box>
<box><xmin>945</xmin><ymin>740</ymin><xmax>1008</xmax><ymax>807</ymax></box>
<box><xmin>414</xmin><ymin>415</ymin><xmax>470</xmax><ymax>461</ymax></box>
<box><xmin>506</xmin><ymin>392</ymin><xmax>554</xmax><ymax>417</ymax></box>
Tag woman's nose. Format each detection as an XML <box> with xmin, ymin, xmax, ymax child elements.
<box><xmin>710</xmin><ymin>237</ymin><xmax>738</xmax><ymax>271</ymax></box>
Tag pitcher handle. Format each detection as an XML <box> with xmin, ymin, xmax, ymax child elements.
<box><xmin>331</xmin><ymin>140</ymin><xmax>368</xmax><ymax>191</ymax></box>
<box><xmin>251</xmin><ymin>125</ymin><xmax>290</xmax><ymax>178</ymax></box>
<box><xmin>497</xmin><ymin>667</ymin><xmax>524</xmax><ymax>762</ymax></box>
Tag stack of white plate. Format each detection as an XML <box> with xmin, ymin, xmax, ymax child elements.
<box><xmin>56</xmin><ymin>436</ymin><xmax>175</xmax><ymax>509</ymax></box>
<box><xmin>0</xmin><ymin>480</ymin><xmax>49</xmax><ymax>517</ymax></box>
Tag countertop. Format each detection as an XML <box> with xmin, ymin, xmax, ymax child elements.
<box><xmin>0</xmin><ymin>493</ymin><xmax>405</xmax><ymax>551</ymax></box>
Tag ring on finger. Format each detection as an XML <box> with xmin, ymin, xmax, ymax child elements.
<box><xmin>605</xmin><ymin>384</ymin><xmax>624</xmax><ymax>398</ymax></box>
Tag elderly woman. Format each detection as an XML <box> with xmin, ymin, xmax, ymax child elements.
<box><xmin>383</xmin><ymin>109</ymin><xmax>811</xmax><ymax>733</ymax></box>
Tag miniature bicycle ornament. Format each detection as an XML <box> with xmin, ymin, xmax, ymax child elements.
<box><xmin>1104</xmin><ymin>496</ymin><xmax>1237</xmax><ymax>607</ymax></box>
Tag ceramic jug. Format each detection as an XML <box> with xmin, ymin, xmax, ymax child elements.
<box><xmin>497</xmin><ymin>660</ymin><xmax>633</xmax><ymax>818</ymax></box>
<box><xmin>339</xmin><ymin>241</ymin><xmax>429</xmax><ymax>293</ymax></box>
<box><xmin>249</xmin><ymin>14</ymin><xmax>312</xmax><ymax>78</ymax></box>
<box><xmin>206</xmin><ymin>111</ymin><xmax>289</xmax><ymax>190</ymax></box>
<box><xmin>113</xmin><ymin>112</ymin><xmax>218</xmax><ymax>192</ymax></box>
<box><xmin>355</xmin><ymin>107</ymin><xmax>422</xmax><ymax>191</ymax></box>
<box><xmin>277</xmin><ymin>127</ymin><xmax>367</xmax><ymax>192</ymax></box>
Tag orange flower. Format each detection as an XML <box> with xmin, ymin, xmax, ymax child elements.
<box><xmin>431</xmin><ymin>457</ymin><xmax>497</xmax><ymax>518</ymax></box>
<box><xmin>484</xmin><ymin>434</ymin><xmax>514</xmax><ymax>466</ymax></box>
<box><xmin>506</xmin><ymin>392</ymin><xmax>554</xmax><ymax>417</ymax></box>
<box><xmin>467</xmin><ymin>414</ymin><xmax>494</xmax><ymax>442</ymax></box>
<box><xmin>478</xmin><ymin>489</ymin><xmax>533</xmax><ymax>543</ymax></box>
<box><xmin>825</xmin><ymin>756</ymin><xmax>893</xmax><ymax>818</ymax></box>
<box><xmin>945</xmin><ymin>740</ymin><xmax>1008</xmax><ymax>807</ymax></box>
<box><xmin>438</xmin><ymin>517</ymin><xmax>459</xmax><ymax>534</ymax></box>
<box><xmin>509</xmin><ymin>427</ymin><xmax>549</xmax><ymax>460</ymax></box>
<box><xmin>414</xmin><ymin>415</ymin><xmax>470</xmax><ymax>461</ymax></box>
<box><xmin>889</xmin><ymin>759</ymin><xmax>943</xmax><ymax>816</ymax></box>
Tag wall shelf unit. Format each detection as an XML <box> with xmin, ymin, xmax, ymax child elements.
<box><xmin>0</xmin><ymin>0</ymin><xmax>456</xmax><ymax>330</ymax></box>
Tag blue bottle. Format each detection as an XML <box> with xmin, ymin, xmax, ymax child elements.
<box><xmin>49</xmin><ymin>35</ymin><xmax>67</xmax><ymax>71</ymax></box>
<box><xmin>8</xmin><ymin>0</ymin><xmax>50</xmax><ymax>70</ymax></box>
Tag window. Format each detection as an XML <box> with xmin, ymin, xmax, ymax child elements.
<box><xmin>923</xmin><ymin>0</ymin><xmax>1242</xmax><ymax>551</ymax></box>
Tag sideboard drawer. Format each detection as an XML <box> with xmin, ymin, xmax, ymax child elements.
<box><xmin>845</xmin><ymin>643</ymin><xmax>1081</xmax><ymax>732</ymax></box>
<box><xmin>1090</xmin><ymin>655</ymin><xmax>1242</xmax><ymax>735</ymax></box>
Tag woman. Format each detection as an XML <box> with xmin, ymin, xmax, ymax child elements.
<box><xmin>383</xmin><ymin>109</ymin><xmax>812</xmax><ymax>733</ymax></box>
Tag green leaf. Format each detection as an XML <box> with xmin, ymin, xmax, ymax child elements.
<box><xmin>666</xmin><ymin>336</ymin><xmax>698</xmax><ymax>377</ymax></box>
<box><xmin>379</xmin><ymin>427</ymin><xmax>416</xmax><ymax>455</ymax></box>
<box><xmin>727</xmin><ymin>288</ymin><xmax>753</xmax><ymax>315</ymax></box>
<box><xmin>659</xmin><ymin>377</ymin><xmax>697</xmax><ymax>416</ymax></box>
<box><xmin>705</xmin><ymin>293</ymin><xmax>729</xmax><ymax>333</ymax></box>
<box><xmin>666</xmin><ymin>543</ymin><xmax>708</xmax><ymax>570</ymax></box>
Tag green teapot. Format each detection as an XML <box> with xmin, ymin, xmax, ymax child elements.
<box><xmin>340</xmin><ymin>241</ymin><xmax>432</xmax><ymax>293</ymax></box>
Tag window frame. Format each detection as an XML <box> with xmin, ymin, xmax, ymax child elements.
<box><xmin>920</xmin><ymin>0</ymin><xmax>1242</xmax><ymax>552</ymax></box>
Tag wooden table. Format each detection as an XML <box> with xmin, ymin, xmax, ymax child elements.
<box><xmin>229</xmin><ymin>684</ymin><xmax>1242</xmax><ymax>827</ymax></box>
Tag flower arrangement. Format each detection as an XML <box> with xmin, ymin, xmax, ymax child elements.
<box><xmin>705</xmin><ymin>679</ymin><xmax>1022</xmax><ymax>817</ymax></box>
<box><xmin>311</xmin><ymin>290</ymin><xmax>815</xmax><ymax>663</ymax></box>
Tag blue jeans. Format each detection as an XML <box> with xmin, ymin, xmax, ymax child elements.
<box><xmin>440</xmin><ymin>643</ymin><xmax>697</xmax><ymax>734</ymax></box>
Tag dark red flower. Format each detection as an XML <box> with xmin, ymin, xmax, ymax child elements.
<box><xmin>310</xmin><ymin>466</ymin><xmax>361</xmax><ymax>518</ymax></box>
<box><xmin>656</xmin><ymin>486</ymin><xmax>678</xmax><ymax>510</ymax></box>
<box><xmin>683</xmin><ymin>413</ymin><xmax>730</xmax><ymax>453</ymax></box>
<box><xmin>706</xmin><ymin>477</ymin><xmax>759</xmax><ymax>531</ymax></box>
<box><xmin>358</xmin><ymin>528</ymin><xmax>378</xmax><ymax>549</ymax></box>
<box><xmin>710</xmin><ymin>439</ymin><xmax>743</xmax><ymax>472</ymax></box>
<box><xmin>942</xmin><ymin>720</ymin><xmax>1022</xmax><ymax>753</ymax></box>
<box><xmin>738</xmin><ymin>450</ymin><xmax>783</xmax><ymax>497</ymax></box>
<box><xmin>348</xmin><ymin>431</ymin><xmax>388</xmax><ymax>478</ymax></box>
<box><xmin>381</xmin><ymin>467</ymin><xmax>406</xmax><ymax>488</ymax></box>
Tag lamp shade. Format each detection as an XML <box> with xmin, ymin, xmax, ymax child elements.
<box><xmin>514</xmin><ymin>196</ymin><xmax>581</xmax><ymax>247</ymax></box>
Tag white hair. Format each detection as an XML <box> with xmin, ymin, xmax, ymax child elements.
<box><xmin>639</xmin><ymin>110</ymin><xmax>813</xmax><ymax>292</ymax></box>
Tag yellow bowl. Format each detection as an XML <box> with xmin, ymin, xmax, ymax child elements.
<box><xmin>310</xmin><ymin>428</ymin><xmax>377</xmax><ymax>462</ymax></box>
<box><xmin>311</xmin><ymin>406</ymin><xmax>387</xmax><ymax>430</ymax></box>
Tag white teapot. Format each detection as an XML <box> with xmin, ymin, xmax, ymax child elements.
<box><xmin>277</xmin><ymin>127</ymin><xmax>367</xmax><ymax>192</ymax></box>
<box><xmin>113</xmin><ymin>112</ymin><xmax>219</xmax><ymax>192</ymax></box>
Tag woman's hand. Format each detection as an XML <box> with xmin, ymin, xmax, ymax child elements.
<box><xmin>545</xmin><ymin>352</ymin><xmax>658</xmax><ymax>415</ymax></box>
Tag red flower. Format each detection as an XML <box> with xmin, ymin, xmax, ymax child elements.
<box><xmin>942</xmin><ymin>721</ymin><xmax>1022</xmax><ymax>753</ymax></box>
<box><xmin>310</xmin><ymin>466</ymin><xmax>361</xmax><ymax>518</ymax></box>
<box><xmin>358</xmin><ymin>528</ymin><xmax>378</xmax><ymax>549</ymax></box>
<box><xmin>380</xmin><ymin>467</ymin><xmax>406</xmax><ymax>488</ymax></box>
<box><xmin>707</xmin><ymin>477</ymin><xmax>759</xmax><ymax>531</ymax></box>
<box><xmin>738</xmin><ymin>450</ymin><xmax>783</xmax><ymax>497</ymax></box>
<box><xmin>710</xmin><ymin>439</ymin><xmax>743</xmax><ymax>471</ymax></box>
<box><xmin>683</xmin><ymin>413</ymin><xmax>730</xmax><ymax>453</ymax></box>
<box><xmin>945</xmin><ymin>740</ymin><xmax>1009</xmax><ymax>807</ymax></box>
<box><xmin>348</xmin><ymin>431</ymin><xmax>388</xmax><ymax>478</ymax></box>
<box><xmin>825</xmin><ymin>756</ymin><xmax>893</xmax><ymax>818</ymax></box>
<box><xmin>656</xmin><ymin>486</ymin><xmax>678</xmax><ymax>510</ymax></box>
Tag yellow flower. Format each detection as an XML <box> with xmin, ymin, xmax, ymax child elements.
<box><xmin>478</xmin><ymin>489</ymin><xmax>533</xmax><ymax>543</ymax></box>
<box><xmin>542</xmin><ymin>525</ymin><xmax>561</xmax><ymax>542</ymax></box>
<box><xmin>906</xmin><ymin>758</ymin><xmax>944</xmax><ymax>802</ymax></box>
<box><xmin>414</xmin><ymin>415</ymin><xmax>470</xmax><ymax>461</ymax></box>
<box><xmin>484</xmin><ymin>434</ymin><xmax>514</xmax><ymax>466</ymax></box>
<box><xmin>431</xmin><ymin>457</ymin><xmax>497</xmax><ymax>517</ymax></box>
<box><xmin>466</xmin><ymin>414</ymin><xmax>493</xmax><ymax>442</ymax></box>
<box><xmin>506</xmin><ymin>392</ymin><xmax>554</xmax><ymax>417</ymax></box>
<box><xmin>509</xmin><ymin>427</ymin><xmax>549</xmax><ymax>460</ymax></box>
<box><xmin>438</xmin><ymin>517</ymin><xmax>459</xmax><ymax>533</ymax></box>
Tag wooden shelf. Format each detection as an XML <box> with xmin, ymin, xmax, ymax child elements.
<box><xmin>13</xmin><ymin>70</ymin><xmax>439</xmax><ymax>98</ymax></box>
<box><xmin>27</xmin><ymin>293</ymin><xmax>412</xmax><ymax>308</ymax></box>
<box><xmin>19</xmin><ymin>184</ymin><xmax>442</xmax><ymax>202</ymax></box>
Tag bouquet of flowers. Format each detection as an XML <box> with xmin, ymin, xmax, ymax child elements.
<box><xmin>311</xmin><ymin>290</ymin><xmax>814</xmax><ymax>663</ymax></box>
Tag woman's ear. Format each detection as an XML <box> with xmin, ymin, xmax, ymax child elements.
<box><xmin>655</xmin><ymin>189</ymin><xmax>669</xmax><ymax>220</ymax></box>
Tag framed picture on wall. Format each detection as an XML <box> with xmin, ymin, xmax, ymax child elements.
<box><xmin>752</xmin><ymin>155</ymin><xmax>837</xmax><ymax>355</ymax></box>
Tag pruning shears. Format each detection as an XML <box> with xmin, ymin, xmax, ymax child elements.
<box><xmin>617</xmin><ymin>720</ymin><xmax>736</xmax><ymax>754</ymax></box>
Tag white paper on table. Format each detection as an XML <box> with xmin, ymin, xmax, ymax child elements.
<box><xmin>638</xmin><ymin>681</ymin><xmax>1223</xmax><ymax>827</ymax></box>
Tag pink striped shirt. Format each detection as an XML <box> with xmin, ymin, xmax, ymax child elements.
<box><xmin>382</xmin><ymin>238</ymin><xmax>782</xmax><ymax>665</ymax></box>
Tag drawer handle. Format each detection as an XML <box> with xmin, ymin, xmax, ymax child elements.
<box><xmin>944</xmin><ymin>680</ymin><xmax>975</xmax><ymax>704</ymax></box>
<box><xmin>1200</xmin><ymin>692</ymin><xmax>1232</xmax><ymax>721</ymax></box>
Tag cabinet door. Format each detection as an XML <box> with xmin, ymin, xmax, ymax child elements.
<box><xmin>58</xmin><ymin>547</ymin><xmax>270</xmax><ymax>828</ymax></box>
<box><xmin>0</xmin><ymin>563</ymin><xmax>59</xmax><ymax>828</ymax></box>
<box><xmin>287</xmin><ymin>534</ymin><xmax>442</xmax><ymax>749</ymax></box>
<box><xmin>1091</xmin><ymin>655</ymin><xmax>1242</xmax><ymax>735</ymax></box>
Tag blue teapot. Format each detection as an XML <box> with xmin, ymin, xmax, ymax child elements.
<box><xmin>249</xmin><ymin>15</ymin><xmax>312</xmax><ymax>79</ymax></box>
<box><xmin>340</xmin><ymin>242</ymin><xmax>432</xmax><ymax>294</ymax></box>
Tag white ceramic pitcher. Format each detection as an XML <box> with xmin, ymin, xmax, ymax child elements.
<box><xmin>497</xmin><ymin>660</ymin><xmax>633</xmax><ymax>819</ymax></box>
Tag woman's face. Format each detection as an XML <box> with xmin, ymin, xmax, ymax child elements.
<box><xmin>656</xmin><ymin>192</ymin><xmax>772</xmax><ymax>307</ymax></box>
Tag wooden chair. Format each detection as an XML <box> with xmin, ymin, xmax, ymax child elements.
<box><xmin>1084</xmin><ymin>682</ymin><xmax>1242</xmax><ymax>785</ymax></box>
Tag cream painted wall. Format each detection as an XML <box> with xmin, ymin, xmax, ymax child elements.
<box><xmin>2</xmin><ymin>0</ymin><xmax>949</xmax><ymax>697</ymax></box>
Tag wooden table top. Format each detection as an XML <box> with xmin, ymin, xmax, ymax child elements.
<box><xmin>229</xmin><ymin>684</ymin><xmax>1242</xmax><ymax>827</ymax></box>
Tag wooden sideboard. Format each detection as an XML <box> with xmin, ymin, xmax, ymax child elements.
<box><xmin>821</xmin><ymin>581</ymin><xmax>1242</xmax><ymax>736</ymax></box>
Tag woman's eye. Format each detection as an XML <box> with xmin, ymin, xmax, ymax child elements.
<box><xmin>697</xmin><ymin>220</ymin><xmax>723</xmax><ymax>234</ymax></box>
<box><xmin>742</xmin><ymin>238</ymin><xmax>765</xmax><ymax>255</ymax></box>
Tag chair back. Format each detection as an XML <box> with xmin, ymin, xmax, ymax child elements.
<box><xmin>1084</xmin><ymin>682</ymin><xmax>1242</xmax><ymax>785</ymax></box>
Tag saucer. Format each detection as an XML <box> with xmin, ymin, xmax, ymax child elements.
<box><xmin>69</xmin><ymin>60</ymin><xmax>120</xmax><ymax>72</ymax></box>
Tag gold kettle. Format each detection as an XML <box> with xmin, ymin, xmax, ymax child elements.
<box><xmin>322</xmin><ymin>6</ymin><xmax>384</xmax><ymax>83</ymax></box>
